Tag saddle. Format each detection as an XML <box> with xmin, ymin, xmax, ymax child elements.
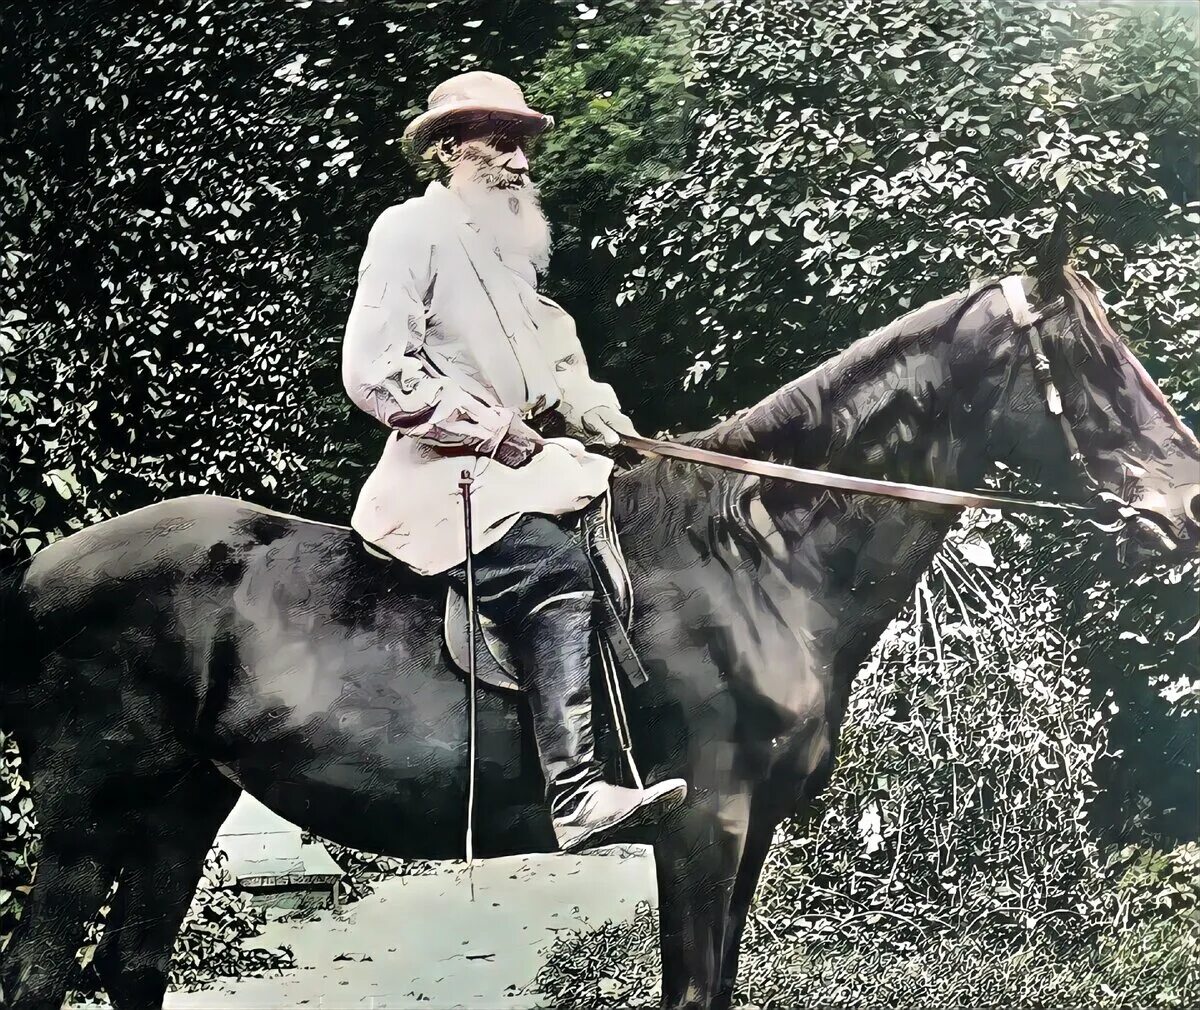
<box><xmin>443</xmin><ymin>491</ymin><xmax>648</xmax><ymax>693</ymax></box>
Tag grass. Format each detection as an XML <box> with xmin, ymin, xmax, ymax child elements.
<box><xmin>534</xmin><ymin>903</ymin><xmax>1200</xmax><ymax>1009</ymax></box>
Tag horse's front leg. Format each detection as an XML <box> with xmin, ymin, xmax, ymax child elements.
<box><xmin>652</xmin><ymin>790</ymin><xmax>751</xmax><ymax>1010</ymax></box>
<box><xmin>713</xmin><ymin>795</ymin><xmax>785</xmax><ymax>1010</ymax></box>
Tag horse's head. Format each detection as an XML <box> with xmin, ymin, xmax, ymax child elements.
<box><xmin>993</xmin><ymin>272</ymin><xmax>1199</xmax><ymax>567</ymax></box>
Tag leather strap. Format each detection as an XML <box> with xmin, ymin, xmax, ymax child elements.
<box><xmin>619</xmin><ymin>433</ymin><xmax>1083</xmax><ymax>515</ymax></box>
<box><xmin>619</xmin><ymin>274</ymin><xmax>1104</xmax><ymax>519</ymax></box>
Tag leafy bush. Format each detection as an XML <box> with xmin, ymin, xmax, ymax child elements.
<box><xmin>0</xmin><ymin>735</ymin><xmax>35</xmax><ymax>948</ymax></box>
<box><xmin>64</xmin><ymin>847</ymin><xmax>294</xmax><ymax>1002</ymax></box>
<box><xmin>606</xmin><ymin>0</ymin><xmax>1199</xmax><ymax>430</ymax></box>
<box><xmin>165</xmin><ymin>848</ymin><xmax>296</xmax><ymax>989</ymax></box>
<box><xmin>0</xmin><ymin>3</ymin><xmax>325</xmax><ymax>567</ymax></box>
<box><xmin>536</xmin><ymin>904</ymin><xmax>1200</xmax><ymax>1009</ymax></box>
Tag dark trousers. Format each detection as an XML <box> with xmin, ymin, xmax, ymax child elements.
<box><xmin>445</xmin><ymin>513</ymin><xmax>601</xmax><ymax>815</ymax></box>
<box><xmin>445</xmin><ymin>513</ymin><xmax>594</xmax><ymax>628</ymax></box>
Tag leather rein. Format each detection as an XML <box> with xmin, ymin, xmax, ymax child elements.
<box><xmin>621</xmin><ymin>275</ymin><xmax>1134</xmax><ymax>530</ymax></box>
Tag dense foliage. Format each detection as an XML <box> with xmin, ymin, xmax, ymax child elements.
<box><xmin>67</xmin><ymin>849</ymin><xmax>296</xmax><ymax>998</ymax></box>
<box><xmin>607</xmin><ymin>0</ymin><xmax>1199</xmax><ymax>429</ymax></box>
<box><xmin>2</xmin><ymin>0</ymin><xmax>1196</xmax><ymax>1000</ymax></box>
<box><xmin>2</xmin><ymin>2</ymin><xmax>317</xmax><ymax>561</ymax></box>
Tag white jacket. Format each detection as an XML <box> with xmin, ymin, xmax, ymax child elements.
<box><xmin>342</xmin><ymin>182</ymin><xmax>618</xmax><ymax>575</ymax></box>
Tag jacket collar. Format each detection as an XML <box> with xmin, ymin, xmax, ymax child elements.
<box><xmin>425</xmin><ymin>180</ymin><xmax>478</xmax><ymax>229</ymax></box>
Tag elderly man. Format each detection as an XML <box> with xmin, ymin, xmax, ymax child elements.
<box><xmin>341</xmin><ymin>71</ymin><xmax>686</xmax><ymax>852</ymax></box>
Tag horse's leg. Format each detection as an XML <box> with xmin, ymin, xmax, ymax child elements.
<box><xmin>653</xmin><ymin>792</ymin><xmax>751</xmax><ymax>1010</ymax></box>
<box><xmin>712</xmin><ymin>799</ymin><xmax>783</xmax><ymax>1010</ymax></box>
<box><xmin>94</xmin><ymin>762</ymin><xmax>239</xmax><ymax>1010</ymax></box>
<box><xmin>0</xmin><ymin>816</ymin><xmax>118</xmax><ymax>1009</ymax></box>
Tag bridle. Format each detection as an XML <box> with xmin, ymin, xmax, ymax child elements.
<box><xmin>997</xmin><ymin>276</ymin><xmax>1132</xmax><ymax>532</ymax></box>
<box><xmin>622</xmin><ymin>274</ymin><xmax>1143</xmax><ymax>534</ymax></box>
<box><xmin>999</xmin><ymin>274</ymin><xmax>1148</xmax><ymax>534</ymax></box>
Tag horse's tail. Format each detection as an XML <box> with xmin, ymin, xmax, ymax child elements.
<box><xmin>0</xmin><ymin>559</ymin><xmax>36</xmax><ymax>712</ymax></box>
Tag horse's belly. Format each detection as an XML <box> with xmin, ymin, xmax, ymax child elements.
<box><xmin>230</xmin><ymin>753</ymin><xmax>556</xmax><ymax>860</ymax></box>
<box><xmin>212</xmin><ymin>680</ymin><xmax>555</xmax><ymax>859</ymax></box>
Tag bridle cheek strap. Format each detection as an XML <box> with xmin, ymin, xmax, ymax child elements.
<box><xmin>998</xmin><ymin>276</ymin><xmax>1090</xmax><ymax>488</ymax></box>
<box><xmin>1000</xmin><ymin>273</ymin><xmax>1148</xmax><ymax>534</ymax></box>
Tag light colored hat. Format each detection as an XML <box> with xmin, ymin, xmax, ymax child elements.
<box><xmin>403</xmin><ymin>71</ymin><xmax>554</xmax><ymax>158</ymax></box>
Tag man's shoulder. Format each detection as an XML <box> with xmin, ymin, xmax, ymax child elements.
<box><xmin>369</xmin><ymin>189</ymin><xmax>451</xmax><ymax>240</ymax></box>
<box><xmin>371</xmin><ymin>195</ymin><xmax>433</xmax><ymax>228</ymax></box>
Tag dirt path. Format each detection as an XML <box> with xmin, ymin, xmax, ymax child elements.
<box><xmin>162</xmin><ymin>847</ymin><xmax>656</xmax><ymax>1009</ymax></box>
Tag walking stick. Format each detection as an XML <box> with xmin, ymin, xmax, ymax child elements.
<box><xmin>458</xmin><ymin>469</ymin><xmax>478</xmax><ymax>901</ymax></box>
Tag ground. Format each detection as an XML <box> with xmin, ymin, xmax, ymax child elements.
<box><xmin>93</xmin><ymin>848</ymin><xmax>656</xmax><ymax>1010</ymax></box>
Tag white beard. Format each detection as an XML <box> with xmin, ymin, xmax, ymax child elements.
<box><xmin>450</xmin><ymin>170</ymin><xmax>553</xmax><ymax>275</ymax></box>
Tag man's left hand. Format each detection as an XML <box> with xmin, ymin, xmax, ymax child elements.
<box><xmin>581</xmin><ymin>405</ymin><xmax>640</xmax><ymax>447</ymax></box>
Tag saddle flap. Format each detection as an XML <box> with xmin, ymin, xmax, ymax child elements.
<box><xmin>444</xmin><ymin>589</ymin><xmax>521</xmax><ymax>693</ymax></box>
<box><xmin>444</xmin><ymin>492</ymin><xmax>646</xmax><ymax>691</ymax></box>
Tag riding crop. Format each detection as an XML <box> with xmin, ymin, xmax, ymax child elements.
<box><xmin>458</xmin><ymin>468</ymin><xmax>479</xmax><ymax>900</ymax></box>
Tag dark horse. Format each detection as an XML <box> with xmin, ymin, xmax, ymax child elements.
<box><xmin>2</xmin><ymin>270</ymin><xmax>1198</xmax><ymax>1010</ymax></box>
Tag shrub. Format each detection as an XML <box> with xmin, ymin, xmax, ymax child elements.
<box><xmin>606</xmin><ymin>0</ymin><xmax>1199</xmax><ymax>431</ymax></box>
<box><xmin>536</xmin><ymin>903</ymin><xmax>1200</xmax><ymax>1009</ymax></box>
<box><xmin>0</xmin><ymin>734</ymin><xmax>35</xmax><ymax>948</ymax></box>
<box><xmin>66</xmin><ymin>847</ymin><xmax>294</xmax><ymax>1001</ymax></box>
<box><xmin>165</xmin><ymin>848</ymin><xmax>296</xmax><ymax>988</ymax></box>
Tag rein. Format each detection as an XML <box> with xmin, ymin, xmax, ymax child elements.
<box><xmin>620</xmin><ymin>433</ymin><xmax>1084</xmax><ymax>516</ymax></box>
<box><xmin>621</xmin><ymin>274</ymin><xmax>1131</xmax><ymax>529</ymax></box>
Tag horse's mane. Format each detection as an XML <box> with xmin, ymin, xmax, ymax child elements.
<box><xmin>687</xmin><ymin>283</ymin><xmax>988</xmax><ymax>467</ymax></box>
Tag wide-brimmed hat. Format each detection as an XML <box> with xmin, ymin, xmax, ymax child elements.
<box><xmin>403</xmin><ymin>71</ymin><xmax>554</xmax><ymax>159</ymax></box>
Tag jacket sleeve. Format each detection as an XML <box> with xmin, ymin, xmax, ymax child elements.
<box><xmin>341</xmin><ymin>203</ymin><xmax>516</xmax><ymax>454</ymax></box>
<box><xmin>534</xmin><ymin>296</ymin><xmax>624</xmax><ymax>438</ymax></box>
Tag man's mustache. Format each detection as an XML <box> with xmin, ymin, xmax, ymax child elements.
<box><xmin>459</xmin><ymin>149</ymin><xmax>529</xmax><ymax>185</ymax></box>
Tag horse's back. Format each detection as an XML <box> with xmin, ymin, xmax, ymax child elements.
<box><xmin>19</xmin><ymin>494</ymin><xmax>441</xmax><ymax>702</ymax></box>
<box><xmin>28</xmin><ymin>495</ymin><xmax>250</xmax><ymax>595</ymax></box>
<box><xmin>15</xmin><ymin>492</ymin><xmax>451</xmax><ymax>734</ymax></box>
<box><xmin>24</xmin><ymin>495</ymin><xmax>407</xmax><ymax>609</ymax></box>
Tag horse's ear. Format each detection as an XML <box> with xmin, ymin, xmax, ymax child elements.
<box><xmin>1034</xmin><ymin>203</ymin><xmax>1072</xmax><ymax>301</ymax></box>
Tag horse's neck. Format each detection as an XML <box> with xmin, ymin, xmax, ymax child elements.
<box><xmin>711</xmin><ymin>313</ymin><xmax>1001</xmax><ymax>486</ymax></box>
<box><xmin>682</xmin><ymin>306</ymin><xmax>1002</xmax><ymax>659</ymax></box>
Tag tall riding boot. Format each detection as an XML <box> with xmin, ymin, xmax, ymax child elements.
<box><xmin>519</xmin><ymin>592</ymin><xmax>687</xmax><ymax>852</ymax></box>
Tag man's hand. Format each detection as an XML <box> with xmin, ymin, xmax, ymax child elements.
<box><xmin>493</xmin><ymin>426</ymin><xmax>542</xmax><ymax>468</ymax></box>
<box><xmin>580</xmin><ymin>405</ymin><xmax>640</xmax><ymax>447</ymax></box>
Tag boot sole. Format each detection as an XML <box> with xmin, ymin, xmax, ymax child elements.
<box><xmin>557</xmin><ymin>781</ymin><xmax>688</xmax><ymax>853</ymax></box>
